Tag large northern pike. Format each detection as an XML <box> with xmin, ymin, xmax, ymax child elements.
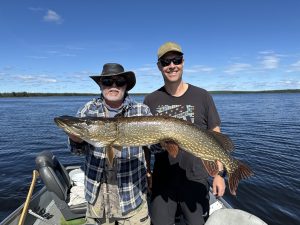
<box><xmin>54</xmin><ymin>115</ymin><xmax>253</xmax><ymax>195</ymax></box>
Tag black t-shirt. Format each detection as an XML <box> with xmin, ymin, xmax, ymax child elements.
<box><xmin>144</xmin><ymin>84</ymin><xmax>221</xmax><ymax>185</ymax></box>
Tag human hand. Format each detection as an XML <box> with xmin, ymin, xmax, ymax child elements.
<box><xmin>212</xmin><ymin>175</ymin><xmax>226</xmax><ymax>197</ymax></box>
<box><xmin>161</xmin><ymin>140</ymin><xmax>179</xmax><ymax>158</ymax></box>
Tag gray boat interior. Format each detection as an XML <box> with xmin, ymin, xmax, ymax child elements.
<box><xmin>35</xmin><ymin>151</ymin><xmax>86</xmax><ymax>220</ymax></box>
<box><xmin>0</xmin><ymin>150</ymin><xmax>267</xmax><ymax>225</ymax></box>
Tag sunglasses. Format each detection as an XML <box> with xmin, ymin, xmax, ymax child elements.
<box><xmin>159</xmin><ymin>56</ymin><xmax>183</xmax><ymax>67</ymax></box>
<box><xmin>100</xmin><ymin>76</ymin><xmax>127</xmax><ymax>87</ymax></box>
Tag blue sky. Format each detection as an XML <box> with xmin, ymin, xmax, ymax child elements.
<box><xmin>1</xmin><ymin>0</ymin><xmax>300</xmax><ymax>93</ymax></box>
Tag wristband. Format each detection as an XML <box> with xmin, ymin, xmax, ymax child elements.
<box><xmin>217</xmin><ymin>170</ymin><xmax>226</xmax><ymax>178</ymax></box>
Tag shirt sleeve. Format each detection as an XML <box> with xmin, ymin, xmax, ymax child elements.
<box><xmin>206</xmin><ymin>94</ymin><xmax>221</xmax><ymax>130</ymax></box>
<box><xmin>143</xmin><ymin>104</ymin><xmax>153</xmax><ymax>116</ymax></box>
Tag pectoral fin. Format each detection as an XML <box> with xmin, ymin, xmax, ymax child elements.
<box><xmin>202</xmin><ymin>159</ymin><xmax>219</xmax><ymax>177</ymax></box>
<box><xmin>106</xmin><ymin>147</ymin><xmax>115</xmax><ymax>167</ymax></box>
<box><xmin>112</xmin><ymin>146</ymin><xmax>123</xmax><ymax>152</ymax></box>
<box><xmin>160</xmin><ymin>139</ymin><xmax>179</xmax><ymax>158</ymax></box>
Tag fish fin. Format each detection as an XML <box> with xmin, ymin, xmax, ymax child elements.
<box><xmin>228</xmin><ymin>161</ymin><xmax>254</xmax><ymax>195</ymax></box>
<box><xmin>106</xmin><ymin>147</ymin><xmax>115</xmax><ymax>167</ymax></box>
<box><xmin>114</xmin><ymin>107</ymin><xmax>127</xmax><ymax>118</ymax></box>
<box><xmin>92</xmin><ymin>141</ymin><xmax>106</xmax><ymax>148</ymax></box>
<box><xmin>208</xmin><ymin>131</ymin><xmax>235</xmax><ymax>152</ymax></box>
<box><xmin>112</xmin><ymin>146</ymin><xmax>123</xmax><ymax>151</ymax></box>
<box><xmin>202</xmin><ymin>159</ymin><xmax>219</xmax><ymax>177</ymax></box>
<box><xmin>160</xmin><ymin>139</ymin><xmax>179</xmax><ymax>158</ymax></box>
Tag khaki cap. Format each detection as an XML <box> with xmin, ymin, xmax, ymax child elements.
<box><xmin>157</xmin><ymin>42</ymin><xmax>183</xmax><ymax>59</ymax></box>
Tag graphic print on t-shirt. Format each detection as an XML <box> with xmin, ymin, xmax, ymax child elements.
<box><xmin>155</xmin><ymin>105</ymin><xmax>195</xmax><ymax>123</ymax></box>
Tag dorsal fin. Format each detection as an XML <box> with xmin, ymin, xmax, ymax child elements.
<box><xmin>114</xmin><ymin>106</ymin><xmax>128</xmax><ymax>118</ymax></box>
<box><xmin>208</xmin><ymin>131</ymin><xmax>235</xmax><ymax>152</ymax></box>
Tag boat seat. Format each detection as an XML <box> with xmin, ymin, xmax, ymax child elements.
<box><xmin>35</xmin><ymin>150</ymin><xmax>86</xmax><ymax>220</ymax></box>
<box><xmin>205</xmin><ymin>209</ymin><xmax>267</xmax><ymax>225</ymax></box>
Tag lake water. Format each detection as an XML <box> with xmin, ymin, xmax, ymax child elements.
<box><xmin>0</xmin><ymin>94</ymin><xmax>299</xmax><ymax>225</ymax></box>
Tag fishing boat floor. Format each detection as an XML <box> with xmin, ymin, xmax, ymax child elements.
<box><xmin>28</xmin><ymin>191</ymin><xmax>226</xmax><ymax>225</ymax></box>
<box><xmin>32</xmin><ymin>200</ymin><xmax>62</xmax><ymax>225</ymax></box>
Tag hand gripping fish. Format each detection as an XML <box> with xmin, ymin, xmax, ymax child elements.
<box><xmin>54</xmin><ymin>115</ymin><xmax>253</xmax><ymax>195</ymax></box>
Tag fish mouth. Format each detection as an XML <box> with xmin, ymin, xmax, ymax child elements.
<box><xmin>54</xmin><ymin>116</ymin><xmax>85</xmax><ymax>137</ymax></box>
<box><xmin>54</xmin><ymin>117</ymin><xmax>72</xmax><ymax>129</ymax></box>
<box><xmin>54</xmin><ymin>117</ymin><xmax>66</xmax><ymax>127</ymax></box>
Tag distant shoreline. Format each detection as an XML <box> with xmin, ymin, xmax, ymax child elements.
<box><xmin>1</xmin><ymin>89</ymin><xmax>300</xmax><ymax>97</ymax></box>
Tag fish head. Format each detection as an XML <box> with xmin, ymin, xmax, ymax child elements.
<box><xmin>54</xmin><ymin>116</ymin><xmax>117</xmax><ymax>147</ymax></box>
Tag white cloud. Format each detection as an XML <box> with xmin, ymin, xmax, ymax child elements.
<box><xmin>27</xmin><ymin>55</ymin><xmax>48</xmax><ymax>59</ymax></box>
<box><xmin>261</xmin><ymin>55</ymin><xmax>279</xmax><ymax>69</ymax></box>
<box><xmin>28</xmin><ymin>7</ymin><xmax>43</xmax><ymax>12</ymax></box>
<box><xmin>134</xmin><ymin>65</ymin><xmax>159</xmax><ymax>77</ymax></box>
<box><xmin>276</xmin><ymin>79</ymin><xmax>300</xmax><ymax>88</ymax></box>
<box><xmin>45</xmin><ymin>50</ymin><xmax>77</xmax><ymax>57</ymax></box>
<box><xmin>43</xmin><ymin>10</ymin><xmax>63</xmax><ymax>24</ymax></box>
<box><xmin>286</xmin><ymin>60</ymin><xmax>300</xmax><ymax>72</ymax></box>
<box><xmin>46</xmin><ymin>50</ymin><xmax>59</xmax><ymax>54</ymax></box>
<box><xmin>16</xmin><ymin>75</ymin><xmax>57</xmax><ymax>84</ymax></box>
<box><xmin>185</xmin><ymin>65</ymin><xmax>215</xmax><ymax>73</ymax></box>
<box><xmin>61</xmin><ymin>53</ymin><xmax>76</xmax><ymax>57</ymax></box>
<box><xmin>2</xmin><ymin>66</ymin><xmax>14</xmax><ymax>71</ymax></box>
<box><xmin>224</xmin><ymin>63</ymin><xmax>252</xmax><ymax>75</ymax></box>
<box><xmin>259</xmin><ymin>50</ymin><xmax>274</xmax><ymax>55</ymax></box>
<box><xmin>66</xmin><ymin>46</ymin><xmax>85</xmax><ymax>50</ymax></box>
<box><xmin>70</xmin><ymin>71</ymin><xmax>92</xmax><ymax>81</ymax></box>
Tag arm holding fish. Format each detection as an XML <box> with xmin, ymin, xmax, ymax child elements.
<box><xmin>211</xmin><ymin>126</ymin><xmax>226</xmax><ymax>197</ymax></box>
<box><xmin>205</xmin><ymin>96</ymin><xmax>226</xmax><ymax>196</ymax></box>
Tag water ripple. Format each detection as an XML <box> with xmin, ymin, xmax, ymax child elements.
<box><xmin>1</xmin><ymin>94</ymin><xmax>300</xmax><ymax>225</ymax></box>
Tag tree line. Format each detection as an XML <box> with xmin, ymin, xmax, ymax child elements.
<box><xmin>0</xmin><ymin>92</ymin><xmax>99</xmax><ymax>97</ymax></box>
<box><xmin>1</xmin><ymin>90</ymin><xmax>300</xmax><ymax>97</ymax></box>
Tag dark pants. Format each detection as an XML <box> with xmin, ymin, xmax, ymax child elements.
<box><xmin>150</xmin><ymin>178</ymin><xmax>209</xmax><ymax>225</ymax></box>
<box><xmin>150</xmin><ymin>151</ymin><xmax>210</xmax><ymax>225</ymax></box>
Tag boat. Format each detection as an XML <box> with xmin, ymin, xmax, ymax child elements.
<box><xmin>0</xmin><ymin>151</ymin><xmax>267</xmax><ymax>225</ymax></box>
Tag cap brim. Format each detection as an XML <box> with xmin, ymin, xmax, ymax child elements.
<box><xmin>158</xmin><ymin>50</ymin><xmax>183</xmax><ymax>60</ymax></box>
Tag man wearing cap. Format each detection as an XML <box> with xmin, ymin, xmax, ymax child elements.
<box><xmin>144</xmin><ymin>42</ymin><xmax>226</xmax><ymax>225</ymax></box>
<box><xmin>68</xmin><ymin>63</ymin><xmax>151</xmax><ymax>225</ymax></box>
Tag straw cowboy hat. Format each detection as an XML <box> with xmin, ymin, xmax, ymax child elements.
<box><xmin>90</xmin><ymin>63</ymin><xmax>136</xmax><ymax>91</ymax></box>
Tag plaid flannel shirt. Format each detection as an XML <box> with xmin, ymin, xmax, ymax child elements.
<box><xmin>69</xmin><ymin>95</ymin><xmax>152</xmax><ymax>214</ymax></box>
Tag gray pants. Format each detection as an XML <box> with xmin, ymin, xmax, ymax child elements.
<box><xmin>85</xmin><ymin>194</ymin><xmax>150</xmax><ymax>225</ymax></box>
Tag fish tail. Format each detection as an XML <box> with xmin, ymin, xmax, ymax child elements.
<box><xmin>228</xmin><ymin>161</ymin><xmax>254</xmax><ymax>195</ymax></box>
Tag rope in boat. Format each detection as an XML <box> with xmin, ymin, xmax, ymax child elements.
<box><xmin>18</xmin><ymin>170</ymin><xmax>39</xmax><ymax>225</ymax></box>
